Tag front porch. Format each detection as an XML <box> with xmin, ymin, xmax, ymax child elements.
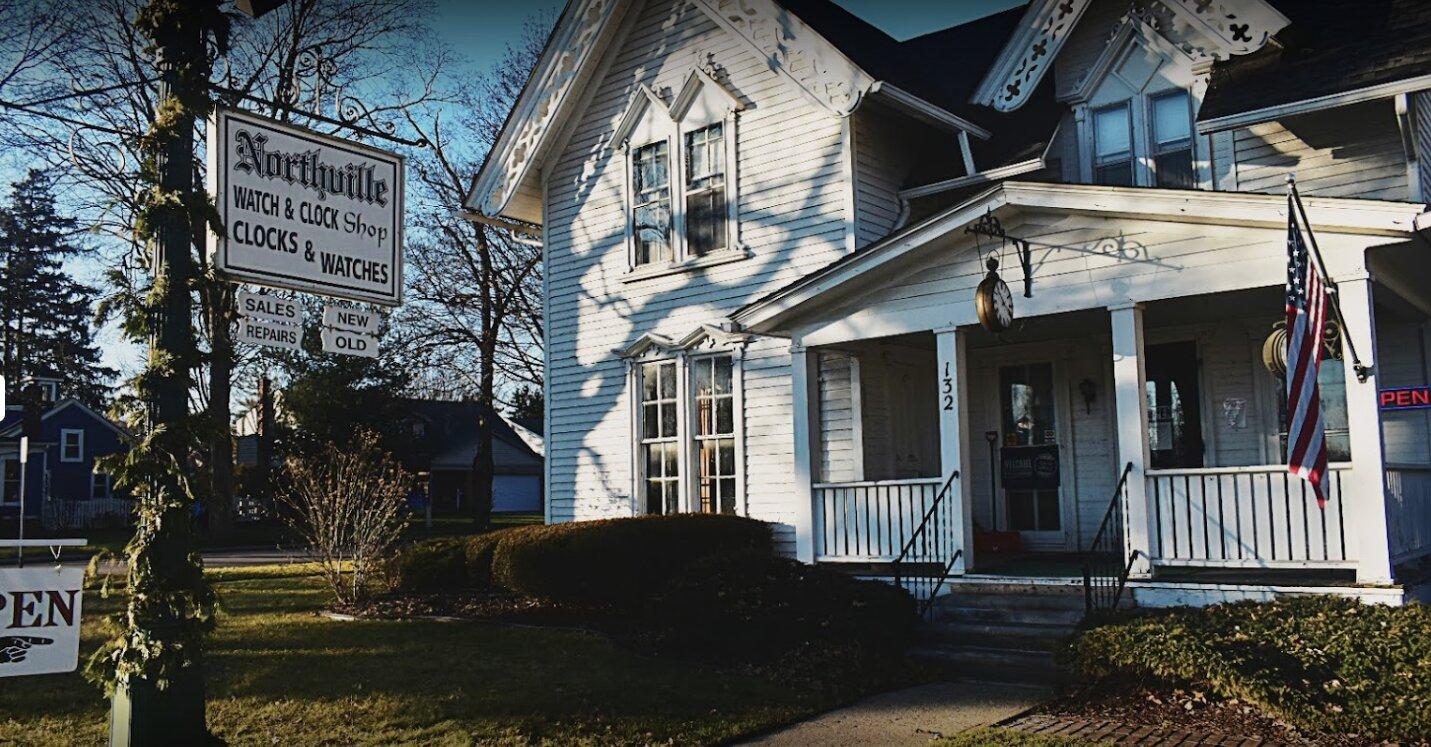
<box><xmin>739</xmin><ymin>182</ymin><xmax>1431</xmax><ymax>600</ymax></box>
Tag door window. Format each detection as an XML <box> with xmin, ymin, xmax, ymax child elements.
<box><xmin>1000</xmin><ymin>363</ymin><xmax>1061</xmax><ymax>531</ymax></box>
<box><xmin>1145</xmin><ymin>341</ymin><xmax>1204</xmax><ymax>468</ymax></box>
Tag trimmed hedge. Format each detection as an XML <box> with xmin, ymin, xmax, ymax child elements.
<box><xmin>644</xmin><ymin>551</ymin><xmax>916</xmax><ymax>664</ymax></box>
<box><xmin>491</xmin><ymin>514</ymin><xmax>774</xmax><ymax>607</ymax></box>
<box><xmin>1063</xmin><ymin>597</ymin><xmax>1431</xmax><ymax>740</ymax></box>
<box><xmin>386</xmin><ymin>538</ymin><xmax>469</xmax><ymax>593</ymax></box>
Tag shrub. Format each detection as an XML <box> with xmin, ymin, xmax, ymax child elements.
<box><xmin>644</xmin><ymin>551</ymin><xmax>916</xmax><ymax>664</ymax></box>
<box><xmin>491</xmin><ymin>514</ymin><xmax>773</xmax><ymax>607</ymax></box>
<box><xmin>464</xmin><ymin>526</ymin><xmax>538</xmax><ymax>588</ymax></box>
<box><xmin>387</xmin><ymin>538</ymin><xmax>470</xmax><ymax>593</ymax></box>
<box><xmin>1062</xmin><ymin>597</ymin><xmax>1431</xmax><ymax>740</ymax></box>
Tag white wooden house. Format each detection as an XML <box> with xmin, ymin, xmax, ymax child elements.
<box><xmin>467</xmin><ymin>0</ymin><xmax>1431</xmax><ymax>608</ymax></box>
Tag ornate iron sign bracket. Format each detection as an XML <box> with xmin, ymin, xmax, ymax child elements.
<box><xmin>966</xmin><ymin>211</ymin><xmax>1033</xmax><ymax>298</ymax></box>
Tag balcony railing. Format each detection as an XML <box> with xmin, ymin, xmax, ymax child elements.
<box><xmin>1147</xmin><ymin>464</ymin><xmax>1353</xmax><ymax>568</ymax></box>
<box><xmin>814</xmin><ymin>477</ymin><xmax>942</xmax><ymax>561</ymax></box>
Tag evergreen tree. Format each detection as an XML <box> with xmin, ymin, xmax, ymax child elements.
<box><xmin>0</xmin><ymin>169</ymin><xmax>114</xmax><ymax>406</ymax></box>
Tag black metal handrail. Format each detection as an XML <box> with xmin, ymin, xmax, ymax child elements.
<box><xmin>1081</xmin><ymin>462</ymin><xmax>1138</xmax><ymax>615</ymax></box>
<box><xmin>892</xmin><ymin>469</ymin><xmax>961</xmax><ymax>618</ymax></box>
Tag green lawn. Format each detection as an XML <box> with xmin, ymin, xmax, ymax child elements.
<box><xmin>0</xmin><ymin>565</ymin><xmax>859</xmax><ymax>745</ymax></box>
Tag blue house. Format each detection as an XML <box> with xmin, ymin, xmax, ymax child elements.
<box><xmin>0</xmin><ymin>377</ymin><xmax>131</xmax><ymax>530</ymax></box>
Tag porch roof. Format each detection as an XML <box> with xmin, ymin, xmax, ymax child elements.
<box><xmin>732</xmin><ymin>181</ymin><xmax>1427</xmax><ymax>335</ymax></box>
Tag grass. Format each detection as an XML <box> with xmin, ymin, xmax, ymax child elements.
<box><xmin>931</xmin><ymin>727</ymin><xmax>1110</xmax><ymax>746</ymax></box>
<box><xmin>0</xmin><ymin>563</ymin><xmax>871</xmax><ymax>745</ymax></box>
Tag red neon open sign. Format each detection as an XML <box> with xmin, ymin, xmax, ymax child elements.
<box><xmin>1380</xmin><ymin>386</ymin><xmax>1431</xmax><ymax>411</ymax></box>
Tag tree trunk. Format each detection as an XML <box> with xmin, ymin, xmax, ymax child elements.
<box><xmin>205</xmin><ymin>286</ymin><xmax>235</xmax><ymax>539</ymax></box>
<box><xmin>469</xmin><ymin>336</ymin><xmax>497</xmax><ymax>531</ymax></box>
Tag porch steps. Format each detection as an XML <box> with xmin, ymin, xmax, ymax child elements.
<box><xmin>909</xmin><ymin>579</ymin><xmax>1090</xmax><ymax>686</ymax></box>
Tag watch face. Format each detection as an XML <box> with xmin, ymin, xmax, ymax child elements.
<box><xmin>994</xmin><ymin>279</ymin><xmax>1014</xmax><ymax>328</ymax></box>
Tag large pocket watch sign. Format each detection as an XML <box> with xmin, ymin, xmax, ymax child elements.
<box><xmin>208</xmin><ymin>107</ymin><xmax>404</xmax><ymax>306</ymax></box>
<box><xmin>0</xmin><ymin>567</ymin><xmax>84</xmax><ymax>677</ymax></box>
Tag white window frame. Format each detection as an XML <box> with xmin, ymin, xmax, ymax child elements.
<box><xmin>60</xmin><ymin>428</ymin><xmax>84</xmax><ymax>463</ymax></box>
<box><xmin>617</xmin><ymin>68</ymin><xmax>745</xmax><ymax>281</ymax></box>
<box><xmin>1091</xmin><ymin>101</ymin><xmax>1135</xmax><ymax>186</ymax></box>
<box><xmin>91</xmin><ymin>469</ymin><xmax>112</xmax><ymax>500</ymax></box>
<box><xmin>1148</xmin><ymin>89</ymin><xmax>1195</xmax><ymax>189</ymax></box>
<box><xmin>626</xmin><ymin>330</ymin><xmax>748</xmax><ymax>517</ymax></box>
<box><xmin>0</xmin><ymin>457</ymin><xmax>19</xmax><ymax>506</ymax></box>
<box><xmin>687</xmin><ymin>352</ymin><xmax>740</xmax><ymax>515</ymax></box>
<box><xmin>636</xmin><ymin>358</ymin><xmax>683</xmax><ymax>515</ymax></box>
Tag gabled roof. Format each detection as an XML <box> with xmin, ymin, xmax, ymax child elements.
<box><xmin>467</xmin><ymin>0</ymin><xmax>1009</xmax><ymax>224</ymax></box>
<box><xmin>1199</xmin><ymin>0</ymin><xmax>1431</xmax><ymax>131</ymax></box>
<box><xmin>734</xmin><ymin>181</ymin><xmax>1426</xmax><ymax>333</ymax></box>
<box><xmin>396</xmin><ymin>399</ymin><xmax>543</xmax><ymax>472</ymax></box>
<box><xmin>0</xmin><ymin>398</ymin><xmax>129</xmax><ymax>440</ymax></box>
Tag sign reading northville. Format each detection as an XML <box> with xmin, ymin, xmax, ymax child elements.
<box><xmin>209</xmin><ymin>107</ymin><xmax>404</xmax><ymax>306</ymax></box>
<box><xmin>0</xmin><ymin>567</ymin><xmax>84</xmax><ymax>677</ymax></box>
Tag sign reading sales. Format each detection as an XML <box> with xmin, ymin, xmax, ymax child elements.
<box><xmin>209</xmin><ymin>107</ymin><xmax>404</xmax><ymax>306</ymax></box>
<box><xmin>0</xmin><ymin>567</ymin><xmax>84</xmax><ymax>677</ymax></box>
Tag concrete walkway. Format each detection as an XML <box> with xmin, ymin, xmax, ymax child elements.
<box><xmin>740</xmin><ymin>680</ymin><xmax>1051</xmax><ymax>746</ymax></box>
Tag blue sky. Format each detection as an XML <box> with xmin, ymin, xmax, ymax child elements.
<box><xmin>50</xmin><ymin>0</ymin><xmax>1024</xmax><ymax>380</ymax></box>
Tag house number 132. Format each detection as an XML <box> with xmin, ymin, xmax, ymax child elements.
<box><xmin>942</xmin><ymin>362</ymin><xmax>954</xmax><ymax>411</ymax></box>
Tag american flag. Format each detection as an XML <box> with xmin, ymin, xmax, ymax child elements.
<box><xmin>1285</xmin><ymin>195</ymin><xmax>1330</xmax><ymax>508</ymax></box>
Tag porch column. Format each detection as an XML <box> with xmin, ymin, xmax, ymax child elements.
<box><xmin>935</xmin><ymin>328</ymin><xmax>972</xmax><ymax>573</ymax></box>
<box><xmin>790</xmin><ymin>344</ymin><xmax>819</xmax><ymax>564</ymax></box>
<box><xmin>1338</xmin><ymin>277</ymin><xmax>1395</xmax><ymax>584</ymax></box>
<box><xmin>1110</xmin><ymin>303</ymin><xmax>1153</xmax><ymax>576</ymax></box>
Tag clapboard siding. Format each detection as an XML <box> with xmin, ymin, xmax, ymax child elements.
<box><xmin>851</xmin><ymin>106</ymin><xmax>916</xmax><ymax>247</ymax></box>
<box><xmin>1231</xmin><ymin>101</ymin><xmax>1410</xmax><ymax>201</ymax></box>
<box><xmin>818</xmin><ymin>351</ymin><xmax>858</xmax><ymax>483</ymax></box>
<box><xmin>542</xmin><ymin>0</ymin><xmax>851</xmax><ymax>549</ymax></box>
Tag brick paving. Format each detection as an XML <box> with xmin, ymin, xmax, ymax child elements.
<box><xmin>1005</xmin><ymin>713</ymin><xmax>1296</xmax><ymax>746</ymax></box>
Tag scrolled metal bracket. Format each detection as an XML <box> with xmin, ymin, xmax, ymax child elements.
<box><xmin>966</xmin><ymin>210</ymin><xmax>1034</xmax><ymax>298</ymax></box>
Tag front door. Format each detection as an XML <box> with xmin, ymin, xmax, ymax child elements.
<box><xmin>997</xmin><ymin>362</ymin><xmax>1068</xmax><ymax>548</ymax></box>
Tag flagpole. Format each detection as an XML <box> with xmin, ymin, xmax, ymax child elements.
<box><xmin>1286</xmin><ymin>174</ymin><xmax>1372</xmax><ymax>382</ymax></box>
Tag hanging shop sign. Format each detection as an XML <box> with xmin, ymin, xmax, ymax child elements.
<box><xmin>237</xmin><ymin>289</ymin><xmax>301</xmax><ymax>326</ymax></box>
<box><xmin>321</xmin><ymin>304</ymin><xmax>380</xmax><ymax>334</ymax></box>
<box><xmin>0</xmin><ymin>567</ymin><xmax>84</xmax><ymax>677</ymax></box>
<box><xmin>209</xmin><ymin>107</ymin><xmax>404</xmax><ymax>306</ymax></box>
<box><xmin>1000</xmin><ymin>444</ymin><xmax>1060</xmax><ymax>491</ymax></box>
<box><xmin>1380</xmin><ymin>385</ymin><xmax>1431</xmax><ymax>411</ymax></box>
<box><xmin>321</xmin><ymin>328</ymin><xmax>379</xmax><ymax>359</ymax></box>
<box><xmin>237</xmin><ymin>315</ymin><xmax>302</xmax><ymax>352</ymax></box>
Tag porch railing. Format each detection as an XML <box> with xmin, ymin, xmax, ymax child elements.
<box><xmin>1387</xmin><ymin>465</ymin><xmax>1431</xmax><ymax>566</ymax></box>
<box><xmin>1082</xmin><ymin>462</ymin><xmax>1136</xmax><ymax>614</ymax></box>
<box><xmin>1147</xmin><ymin>464</ymin><xmax>1353</xmax><ymax>568</ymax></box>
<box><xmin>892</xmin><ymin>471</ymin><xmax>961</xmax><ymax>618</ymax></box>
<box><xmin>814</xmin><ymin>477</ymin><xmax>942</xmax><ymax>561</ymax></box>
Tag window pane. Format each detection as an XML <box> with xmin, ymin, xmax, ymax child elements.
<box><xmin>663</xmin><ymin>441</ymin><xmax>680</xmax><ymax>476</ymax></box>
<box><xmin>714</xmin><ymin>356</ymin><xmax>732</xmax><ymax>394</ymax></box>
<box><xmin>694</xmin><ymin>358</ymin><xmax>713</xmax><ymax>397</ymax></box>
<box><xmin>660</xmin><ymin>361</ymin><xmax>676</xmax><ymax>397</ymax></box>
<box><xmin>716</xmin><ymin>398</ymin><xmax>733</xmax><ymax>435</ymax></box>
<box><xmin>1152</xmin><ymin>92</ymin><xmax>1191</xmax><ymax>147</ymax></box>
<box><xmin>718</xmin><ymin>478</ymin><xmax>737</xmax><ymax>514</ymax></box>
<box><xmin>685</xmin><ymin>124</ymin><xmax>723</xmax><ymax>185</ymax></box>
<box><xmin>686</xmin><ymin>187</ymin><xmax>726</xmax><ymax>257</ymax></box>
<box><xmin>718</xmin><ymin>439</ymin><xmax>735</xmax><ymax>474</ymax></box>
<box><xmin>1095</xmin><ymin>161</ymin><xmax>1134</xmax><ymax>187</ymax></box>
<box><xmin>643</xmin><ymin>366</ymin><xmax>658</xmax><ymax>400</ymax></box>
<box><xmin>1155</xmin><ymin>150</ymin><xmax>1195</xmax><ymax>189</ymax></box>
<box><xmin>634</xmin><ymin>200</ymin><xmax>671</xmax><ymax>265</ymax></box>
<box><xmin>646</xmin><ymin>480</ymin><xmax>665</xmax><ymax>514</ymax></box>
<box><xmin>1094</xmin><ymin>104</ymin><xmax>1130</xmax><ymax>161</ymax></box>
<box><xmin>660</xmin><ymin>402</ymin><xmax>677</xmax><ymax>437</ymax></box>
<box><xmin>646</xmin><ymin>443</ymin><xmax>663</xmax><ymax>478</ymax></box>
<box><xmin>634</xmin><ymin>141</ymin><xmax>668</xmax><ymax>193</ymax></box>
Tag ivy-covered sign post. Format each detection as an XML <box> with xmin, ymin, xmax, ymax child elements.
<box><xmin>95</xmin><ymin>1</ymin><xmax>229</xmax><ymax>744</ymax></box>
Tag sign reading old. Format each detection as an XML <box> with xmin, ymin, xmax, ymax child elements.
<box><xmin>0</xmin><ymin>567</ymin><xmax>84</xmax><ymax>677</ymax></box>
<box><xmin>209</xmin><ymin>107</ymin><xmax>404</xmax><ymax>306</ymax></box>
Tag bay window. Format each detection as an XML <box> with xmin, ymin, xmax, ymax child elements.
<box><xmin>640</xmin><ymin>360</ymin><xmax>680</xmax><ymax>514</ymax></box>
<box><xmin>1093</xmin><ymin>103</ymin><xmax>1134</xmax><ymax>186</ymax></box>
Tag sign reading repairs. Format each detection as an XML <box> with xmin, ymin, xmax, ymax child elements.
<box><xmin>209</xmin><ymin>107</ymin><xmax>404</xmax><ymax>306</ymax></box>
<box><xmin>0</xmin><ymin>567</ymin><xmax>84</xmax><ymax>677</ymax></box>
<box><xmin>1380</xmin><ymin>385</ymin><xmax>1431</xmax><ymax>411</ymax></box>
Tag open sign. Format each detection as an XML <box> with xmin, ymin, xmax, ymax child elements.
<box><xmin>1380</xmin><ymin>385</ymin><xmax>1431</xmax><ymax>411</ymax></box>
<box><xmin>0</xmin><ymin>567</ymin><xmax>84</xmax><ymax>677</ymax></box>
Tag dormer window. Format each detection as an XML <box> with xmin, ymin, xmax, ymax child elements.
<box><xmin>684</xmin><ymin>123</ymin><xmax>726</xmax><ymax>257</ymax></box>
<box><xmin>617</xmin><ymin>67</ymin><xmax>744</xmax><ymax>277</ymax></box>
<box><xmin>633</xmin><ymin>141</ymin><xmax>673</xmax><ymax>265</ymax></box>
<box><xmin>1093</xmin><ymin>103</ymin><xmax>1133</xmax><ymax>186</ymax></box>
<box><xmin>1150</xmin><ymin>90</ymin><xmax>1194</xmax><ymax>188</ymax></box>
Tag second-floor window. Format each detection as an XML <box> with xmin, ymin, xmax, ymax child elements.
<box><xmin>1150</xmin><ymin>90</ymin><xmax>1194</xmax><ymax>189</ymax></box>
<box><xmin>633</xmin><ymin>141</ymin><xmax>673</xmax><ymax>266</ymax></box>
<box><xmin>61</xmin><ymin>429</ymin><xmax>84</xmax><ymax>462</ymax></box>
<box><xmin>1093</xmin><ymin>103</ymin><xmax>1133</xmax><ymax>186</ymax></box>
<box><xmin>684</xmin><ymin>124</ymin><xmax>726</xmax><ymax>257</ymax></box>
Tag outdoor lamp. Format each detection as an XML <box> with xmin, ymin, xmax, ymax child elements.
<box><xmin>1078</xmin><ymin>378</ymin><xmax>1097</xmax><ymax>414</ymax></box>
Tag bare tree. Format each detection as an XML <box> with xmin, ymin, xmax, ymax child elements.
<box><xmin>397</xmin><ymin>17</ymin><xmax>547</xmax><ymax>530</ymax></box>
<box><xmin>280</xmin><ymin>430</ymin><xmax>412</xmax><ymax>607</ymax></box>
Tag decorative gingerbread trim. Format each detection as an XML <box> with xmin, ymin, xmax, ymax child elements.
<box><xmin>973</xmin><ymin>0</ymin><xmax>1092</xmax><ymax>113</ymax></box>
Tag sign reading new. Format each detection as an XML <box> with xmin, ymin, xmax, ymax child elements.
<box><xmin>0</xmin><ymin>567</ymin><xmax>84</xmax><ymax>677</ymax></box>
<box><xmin>209</xmin><ymin>107</ymin><xmax>404</xmax><ymax>306</ymax></box>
